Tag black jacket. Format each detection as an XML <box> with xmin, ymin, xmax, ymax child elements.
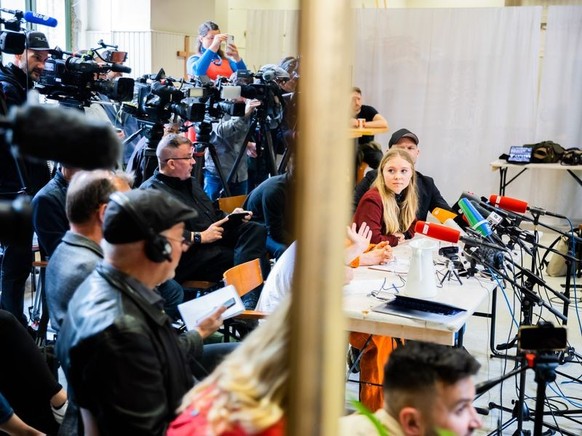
<box><xmin>56</xmin><ymin>263</ymin><xmax>199</xmax><ymax>435</ymax></box>
<box><xmin>353</xmin><ymin>169</ymin><xmax>452</xmax><ymax>220</ymax></box>
<box><xmin>0</xmin><ymin>63</ymin><xmax>50</xmax><ymax>197</ymax></box>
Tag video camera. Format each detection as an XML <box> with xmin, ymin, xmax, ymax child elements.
<box><xmin>0</xmin><ymin>8</ymin><xmax>31</xmax><ymax>54</ymax></box>
<box><xmin>36</xmin><ymin>41</ymin><xmax>134</xmax><ymax>108</ymax></box>
<box><xmin>123</xmin><ymin>70</ymin><xmax>246</xmax><ymax>131</ymax></box>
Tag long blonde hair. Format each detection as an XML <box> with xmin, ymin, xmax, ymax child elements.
<box><xmin>177</xmin><ymin>296</ymin><xmax>292</xmax><ymax>434</ymax></box>
<box><xmin>373</xmin><ymin>148</ymin><xmax>418</xmax><ymax>235</ymax></box>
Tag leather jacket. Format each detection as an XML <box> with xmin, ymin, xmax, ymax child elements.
<box><xmin>56</xmin><ymin>262</ymin><xmax>200</xmax><ymax>435</ymax></box>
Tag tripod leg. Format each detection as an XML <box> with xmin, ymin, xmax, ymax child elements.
<box><xmin>206</xmin><ymin>144</ymin><xmax>232</xmax><ymax>197</ymax></box>
<box><xmin>262</xmin><ymin>126</ymin><xmax>278</xmax><ymax>177</ymax></box>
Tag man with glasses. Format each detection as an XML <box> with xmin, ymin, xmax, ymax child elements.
<box><xmin>56</xmin><ymin>189</ymin><xmax>233</xmax><ymax>434</ymax></box>
<box><xmin>140</xmin><ymin>134</ymin><xmax>268</xmax><ymax>308</ymax></box>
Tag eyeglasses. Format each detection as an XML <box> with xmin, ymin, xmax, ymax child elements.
<box><xmin>163</xmin><ymin>155</ymin><xmax>194</xmax><ymax>163</ymax></box>
<box><xmin>165</xmin><ymin>229</ymin><xmax>193</xmax><ymax>250</ymax></box>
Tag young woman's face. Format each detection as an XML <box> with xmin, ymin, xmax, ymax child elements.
<box><xmin>200</xmin><ymin>29</ymin><xmax>220</xmax><ymax>49</ymax></box>
<box><xmin>382</xmin><ymin>155</ymin><xmax>413</xmax><ymax>194</ymax></box>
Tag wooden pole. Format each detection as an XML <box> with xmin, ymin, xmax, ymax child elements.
<box><xmin>287</xmin><ymin>1</ymin><xmax>353</xmax><ymax>435</ymax></box>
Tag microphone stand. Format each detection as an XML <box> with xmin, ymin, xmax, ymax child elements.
<box><xmin>470</xmin><ymin>250</ymin><xmax>579</xmax><ymax>435</ymax></box>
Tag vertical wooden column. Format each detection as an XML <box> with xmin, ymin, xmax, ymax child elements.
<box><xmin>287</xmin><ymin>1</ymin><xmax>353</xmax><ymax>435</ymax></box>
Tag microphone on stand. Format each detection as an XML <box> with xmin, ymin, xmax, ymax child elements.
<box><xmin>489</xmin><ymin>195</ymin><xmax>567</xmax><ymax>219</ymax></box>
<box><xmin>414</xmin><ymin>221</ymin><xmax>505</xmax><ymax>251</ymax></box>
<box><xmin>458</xmin><ymin>198</ymin><xmax>493</xmax><ymax>238</ymax></box>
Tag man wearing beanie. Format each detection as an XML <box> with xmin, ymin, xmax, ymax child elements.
<box><xmin>56</xmin><ymin>190</ymin><xmax>229</xmax><ymax>434</ymax></box>
<box><xmin>353</xmin><ymin>128</ymin><xmax>453</xmax><ymax>219</ymax></box>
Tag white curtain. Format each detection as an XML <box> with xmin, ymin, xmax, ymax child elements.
<box><xmin>245</xmin><ymin>10</ymin><xmax>299</xmax><ymax>71</ymax></box>
<box><xmin>353</xmin><ymin>7</ymin><xmax>542</xmax><ymax>214</ymax></box>
<box><xmin>532</xmin><ymin>6</ymin><xmax>582</xmax><ymax>220</ymax></box>
<box><xmin>245</xmin><ymin>6</ymin><xmax>582</xmax><ymax>221</ymax></box>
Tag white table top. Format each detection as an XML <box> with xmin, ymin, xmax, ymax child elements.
<box><xmin>343</xmin><ymin>242</ymin><xmax>495</xmax><ymax>346</ymax></box>
<box><xmin>490</xmin><ymin>159</ymin><xmax>582</xmax><ymax>171</ymax></box>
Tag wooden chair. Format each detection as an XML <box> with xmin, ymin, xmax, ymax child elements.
<box><xmin>222</xmin><ymin>258</ymin><xmax>267</xmax><ymax>340</ymax></box>
<box><xmin>218</xmin><ymin>194</ymin><xmax>248</xmax><ymax>214</ymax></box>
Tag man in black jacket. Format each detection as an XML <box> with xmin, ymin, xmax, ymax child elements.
<box><xmin>353</xmin><ymin>128</ymin><xmax>454</xmax><ymax>220</ymax></box>
<box><xmin>56</xmin><ymin>189</ymin><xmax>228</xmax><ymax>435</ymax></box>
<box><xmin>140</xmin><ymin>134</ymin><xmax>268</xmax><ymax>308</ymax></box>
<box><xmin>0</xmin><ymin>32</ymin><xmax>52</xmax><ymax>325</ymax></box>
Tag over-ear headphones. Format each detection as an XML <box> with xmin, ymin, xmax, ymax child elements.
<box><xmin>109</xmin><ymin>192</ymin><xmax>173</xmax><ymax>263</ymax></box>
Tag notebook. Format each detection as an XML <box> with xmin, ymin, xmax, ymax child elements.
<box><xmin>372</xmin><ymin>295</ymin><xmax>466</xmax><ymax>323</ymax></box>
<box><xmin>178</xmin><ymin>285</ymin><xmax>245</xmax><ymax>331</ymax></box>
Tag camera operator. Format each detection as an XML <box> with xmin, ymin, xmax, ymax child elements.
<box><xmin>0</xmin><ymin>31</ymin><xmax>52</xmax><ymax>326</ymax></box>
<box><xmin>203</xmin><ymin>98</ymin><xmax>260</xmax><ymax>201</ymax></box>
<box><xmin>245</xmin><ymin>64</ymin><xmax>291</xmax><ymax>190</ymax></box>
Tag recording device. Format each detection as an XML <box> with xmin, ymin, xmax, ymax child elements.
<box><xmin>226</xmin><ymin>34</ymin><xmax>234</xmax><ymax>48</ymax></box>
<box><xmin>0</xmin><ymin>102</ymin><xmax>122</xmax><ymax>245</ymax></box>
<box><xmin>37</xmin><ymin>43</ymin><xmax>134</xmax><ymax>108</ymax></box>
<box><xmin>0</xmin><ymin>8</ymin><xmax>57</xmax><ymax>54</ymax></box>
<box><xmin>518</xmin><ymin>323</ymin><xmax>568</xmax><ymax>353</ymax></box>
<box><xmin>457</xmin><ymin>198</ymin><xmax>493</xmax><ymax>238</ymax></box>
<box><xmin>22</xmin><ymin>11</ymin><xmax>58</xmax><ymax>27</ymax></box>
<box><xmin>489</xmin><ymin>194</ymin><xmax>567</xmax><ymax>219</ymax></box>
<box><xmin>222</xmin><ymin>211</ymin><xmax>249</xmax><ymax>231</ymax></box>
<box><xmin>414</xmin><ymin>221</ymin><xmax>504</xmax><ymax>251</ymax></box>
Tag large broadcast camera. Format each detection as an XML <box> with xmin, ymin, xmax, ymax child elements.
<box><xmin>123</xmin><ymin>69</ymin><xmax>247</xmax><ymax>129</ymax></box>
<box><xmin>36</xmin><ymin>41</ymin><xmax>134</xmax><ymax>108</ymax></box>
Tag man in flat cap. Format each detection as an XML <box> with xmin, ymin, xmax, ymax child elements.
<box><xmin>56</xmin><ymin>189</ymin><xmax>229</xmax><ymax>434</ymax></box>
<box><xmin>353</xmin><ymin>128</ymin><xmax>453</xmax><ymax>220</ymax></box>
<box><xmin>0</xmin><ymin>31</ymin><xmax>52</xmax><ymax>326</ymax></box>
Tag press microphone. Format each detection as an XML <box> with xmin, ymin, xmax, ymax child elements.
<box><xmin>458</xmin><ymin>198</ymin><xmax>493</xmax><ymax>238</ymax></box>
<box><xmin>23</xmin><ymin>11</ymin><xmax>58</xmax><ymax>28</ymax></box>
<box><xmin>5</xmin><ymin>104</ymin><xmax>121</xmax><ymax>170</ymax></box>
<box><xmin>489</xmin><ymin>195</ymin><xmax>567</xmax><ymax>219</ymax></box>
<box><xmin>414</xmin><ymin>221</ymin><xmax>504</xmax><ymax>251</ymax></box>
<box><xmin>431</xmin><ymin>207</ymin><xmax>457</xmax><ymax>224</ymax></box>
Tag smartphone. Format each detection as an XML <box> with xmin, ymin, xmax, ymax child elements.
<box><xmin>222</xmin><ymin>297</ymin><xmax>236</xmax><ymax>309</ymax></box>
<box><xmin>226</xmin><ymin>34</ymin><xmax>234</xmax><ymax>47</ymax></box>
<box><xmin>222</xmin><ymin>211</ymin><xmax>249</xmax><ymax>231</ymax></box>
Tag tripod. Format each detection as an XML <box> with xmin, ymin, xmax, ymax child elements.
<box><xmin>227</xmin><ymin>103</ymin><xmax>282</xmax><ymax>192</ymax></box>
<box><xmin>190</xmin><ymin>121</ymin><xmax>232</xmax><ymax>198</ymax></box>
<box><xmin>439</xmin><ymin>257</ymin><xmax>463</xmax><ymax>285</ymax></box>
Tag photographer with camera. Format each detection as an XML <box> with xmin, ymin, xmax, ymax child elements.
<box><xmin>0</xmin><ymin>31</ymin><xmax>52</xmax><ymax>326</ymax></box>
<box><xmin>188</xmin><ymin>21</ymin><xmax>246</xmax><ymax>81</ymax></box>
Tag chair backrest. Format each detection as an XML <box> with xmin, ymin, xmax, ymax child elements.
<box><xmin>218</xmin><ymin>194</ymin><xmax>248</xmax><ymax>214</ymax></box>
<box><xmin>223</xmin><ymin>258</ymin><xmax>263</xmax><ymax>297</ymax></box>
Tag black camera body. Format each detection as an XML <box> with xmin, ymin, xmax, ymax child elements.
<box><xmin>518</xmin><ymin>322</ymin><xmax>568</xmax><ymax>353</ymax></box>
<box><xmin>37</xmin><ymin>55</ymin><xmax>134</xmax><ymax>107</ymax></box>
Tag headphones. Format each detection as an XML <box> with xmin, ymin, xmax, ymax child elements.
<box><xmin>109</xmin><ymin>192</ymin><xmax>173</xmax><ymax>263</ymax></box>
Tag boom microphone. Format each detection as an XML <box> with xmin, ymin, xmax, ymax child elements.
<box><xmin>23</xmin><ymin>11</ymin><xmax>58</xmax><ymax>28</ymax></box>
<box><xmin>489</xmin><ymin>195</ymin><xmax>567</xmax><ymax>219</ymax></box>
<box><xmin>414</xmin><ymin>221</ymin><xmax>505</xmax><ymax>251</ymax></box>
<box><xmin>5</xmin><ymin>104</ymin><xmax>121</xmax><ymax>169</ymax></box>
